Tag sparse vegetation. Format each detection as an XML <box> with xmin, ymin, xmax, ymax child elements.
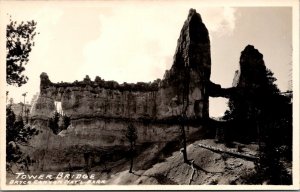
<box><xmin>48</xmin><ymin>111</ymin><xmax>71</xmax><ymax>135</ymax></box>
<box><xmin>126</xmin><ymin>123</ymin><xmax>138</xmax><ymax>173</ymax></box>
<box><xmin>6</xmin><ymin>106</ymin><xmax>39</xmax><ymax>172</ymax></box>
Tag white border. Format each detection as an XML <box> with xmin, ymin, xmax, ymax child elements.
<box><xmin>0</xmin><ymin>0</ymin><xmax>299</xmax><ymax>190</ymax></box>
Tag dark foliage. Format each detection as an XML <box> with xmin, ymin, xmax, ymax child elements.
<box><xmin>224</xmin><ymin>64</ymin><xmax>292</xmax><ymax>184</ymax></box>
<box><xmin>224</xmin><ymin>67</ymin><xmax>291</xmax><ymax>143</ymax></box>
<box><xmin>6</xmin><ymin>18</ymin><xmax>38</xmax><ymax>87</ymax></box>
<box><xmin>63</xmin><ymin>115</ymin><xmax>71</xmax><ymax>130</ymax></box>
<box><xmin>48</xmin><ymin>111</ymin><xmax>71</xmax><ymax>135</ymax></box>
<box><xmin>47</xmin><ymin>76</ymin><xmax>160</xmax><ymax>92</ymax></box>
<box><xmin>126</xmin><ymin>123</ymin><xmax>138</xmax><ymax>173</ymax></box>
<box><xmin>6</xmin><ymin>106</ymin><xmax>39</xmax><ymax>171</ymax></box>
<box><xmin>126</xmin><ymin>123</ymin><xmax>138</xmax><ymax>144</ymax></box>
<box><xmin>48</xmin><ymin>111</ymin><xmax>60</xmax><ymax>134</ymax></box>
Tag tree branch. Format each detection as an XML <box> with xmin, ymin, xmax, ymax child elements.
<box><xmin>194</xmin><ymin>143</ymin><xmax>258</xmax><ymax>161</ymax></box>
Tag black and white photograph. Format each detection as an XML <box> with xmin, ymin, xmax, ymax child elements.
<box><xmin>0</xmin><ymin>0</ymin><xmax>299</xmax><ymax>190</ymax></box>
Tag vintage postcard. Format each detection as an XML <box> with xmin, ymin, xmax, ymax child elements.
<box><xmin>0</xmin><ymin>0</ymin><xmax>299</xmax><ymax>190</ymax></box>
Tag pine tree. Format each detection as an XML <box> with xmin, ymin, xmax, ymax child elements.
<box><xmin>126</xmin><ymin>123</ymin><xmax>137</xmax><ymax>173</ymax></box>
<box><xmin>225</xmin><ymin>66</ymin><xmax>292</xmax><ymax>184</ymax></box>
<box><xmin>6</xmin><ymin>106</ymin><xmax>38</xmax><ymax>172</ymax></box>
<box><xmin>6</xmin><ymin>18</ymin><xmax>38</xmax><ymax>87</ymax></box>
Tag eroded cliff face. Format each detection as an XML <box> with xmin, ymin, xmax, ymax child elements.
<box><xmin>31</xmin><ymin>9</ymin><xmax>210</xmax><ymax>121</ymax></box>
<box><xmin>29</xmin><ymin>9</ymin><xmax>211</xmax><ymax>170</ymax></box>
<box><xmin>159</xmin><ymin>9</ymin><xmax>211</xmax><ymax>118</ymax></box>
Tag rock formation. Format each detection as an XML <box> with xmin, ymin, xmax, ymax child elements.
<box><xmin>32</xmin><ymin>9</ymin><xmax>211</xmax><ymax>121</ymax></box>
<box><xmin>207</xmin><ymin>45</ymin><xmax>269</xmax><ymax>99</ymax></box>
<box><xmin>224</xmin><ymin>45</ymin><xmax>282</xmax><ymax>142</ymax></box>
<box><xmin>28</xmin><ymin>9</ymin><xmax>276</xmax><ymax>172</ymax></box>
<box><xmin>160</xmin><ymin>8</ymin><xmax>211</xmax><ymax>118</ymax></box>
<box><xmin>29</xmin><ymin>9</ymin><xmax>212</xmax><ymax>170</ymax></box>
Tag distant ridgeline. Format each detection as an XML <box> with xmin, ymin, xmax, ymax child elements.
<box><xmin>27</xmin><ymin>9</ymin><xmax>290</xmax><ymax>171</ymax></box>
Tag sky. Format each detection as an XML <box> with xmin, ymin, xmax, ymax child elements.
<box><xmin>1</xmin><ymin>1</ymin><xmax>294</xmax><ymax>117</ymax></box>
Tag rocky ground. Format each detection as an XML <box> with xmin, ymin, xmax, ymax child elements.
<box><xmin>105</xmin><ymin>139</ymin><xmax>257</xmax><ymax>185</ymax></box>
<box><xmin>7</xmin><ymin>139</ymin><xmax>262</xmax><ymax>185</ymax></box>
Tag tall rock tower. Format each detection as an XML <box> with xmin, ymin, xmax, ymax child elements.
<box><xmin>160</xmin><ymin>8</ymin><xmax>211</xmax><ymax>118</ymax></box>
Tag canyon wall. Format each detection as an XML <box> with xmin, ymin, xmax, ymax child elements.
<box><xmin>30</xmin><ymin>9</ymin><xmax>211</xmax><ymax>135</ymax></box>
<box><xmin>28</xmin><ymin>9</ymin><xmax>212</xmax><ymax>170</ymax></box>
<box><xmin>31</xmin><ymin>9</ymin><xmax>211</xmax><ymax>122</ymax></box>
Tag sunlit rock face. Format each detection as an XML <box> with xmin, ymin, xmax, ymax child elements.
<box><xmin>31</xmin><ymin>9</ymin><xmax>211</xmax><ymax>121</ymax></box>
<box><xmin>158</xmin><ymin>9</ymin><xmax>211</xmax><ymax>119</ymax></box>
<box><xmin>29</xmin><ymin>9</ymin><xmax>211</xmax><ymax>170</ymax></box>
